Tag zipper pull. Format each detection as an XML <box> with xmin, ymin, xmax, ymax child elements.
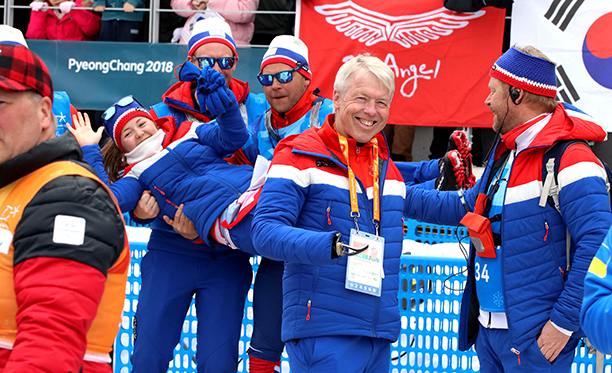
<box><xmin>511</xmin><ymin>348</ymin><xmax>521</xmax><ymax>365</ymax></box>
<box><xmin>327</xmin><ymin>207</ymin><xmax>331</xmax><ymax>226</ymax></box>
<box><xmin>306</xmin><ymin>300</ymin><xmax>311</xmax><ymax>321</ymax></box>
<box><xmin>543</xmin><ymin>221</ymin><xmax>549</xmax><ymax>241</ymax></box>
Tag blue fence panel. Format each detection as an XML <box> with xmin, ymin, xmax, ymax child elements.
<box><xmin>115</xmin><ymin>220</ymin><xmax>612</xmax><ymax>372</ymax></box>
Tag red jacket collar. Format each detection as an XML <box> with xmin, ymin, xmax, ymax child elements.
<box><xmin>270</xmin><ymin>89</ymin><xmax>317</xmax><ymax>130</ymax></box>
<box><xmin>162</xmin><ymin>77</ymin><xmax>250</xmax><ymax>122</ymax></box>
<box><xmin>501</xmin><ymin>103</ymin><xmax>607</xmax><ymax>151</ymax></box>
<box><xmin>318</xmin><ymin>114</ymin><xmax>389</xmax><ymax>160</ymax></box>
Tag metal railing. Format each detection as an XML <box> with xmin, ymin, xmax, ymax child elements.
<box><xmin>2</xmin><ymin>1</ymin><xmax>296</xmax><ymax>44</ymax></box>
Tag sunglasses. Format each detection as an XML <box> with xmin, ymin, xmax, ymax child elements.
<box><xmin>102</xmin><ymin>95</ymin><xmax>142</xmax><ymax>121</ymax></box>
<box><xmin>257</xmin><ymin>64</ymin><xmax>305</xmax><ymax>86</ymax></box>
<box><xmin>193</xmin><ymin>56</ymin><xmax>236</xmax><ymax>70</ymax></box>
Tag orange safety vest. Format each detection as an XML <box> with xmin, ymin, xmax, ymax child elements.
<box><xmin>0</xmin><ymin>161</ymin><xmax>130</xmax><ymax>364</ymax></box>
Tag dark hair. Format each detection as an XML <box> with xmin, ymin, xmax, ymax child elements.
<box><xmin>101</xmin><ymin>139</ymin><xmax>127</xmax><ymax>183</ymax></box>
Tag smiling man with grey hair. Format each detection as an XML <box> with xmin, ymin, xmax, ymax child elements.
<box><xmin>251</xmin><ymin>54</ymin><xmax>407</xmax><ymax>372</ymax></box>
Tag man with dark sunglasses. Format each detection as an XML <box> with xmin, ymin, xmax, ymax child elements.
<box><xmin>149</xmin><ymin>16</ymin><xmax>268</xmax><ymax>129</ymax></box>
<box><xmin>129</xmin><ymin>16</ymin><xmax>268</xmax><ymax>373</ymax></box>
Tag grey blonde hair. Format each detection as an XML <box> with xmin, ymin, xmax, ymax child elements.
<box><xmin>334</xmin><ymin>54</ymin><xmax>395</xmax><ymax>101</ymax></box>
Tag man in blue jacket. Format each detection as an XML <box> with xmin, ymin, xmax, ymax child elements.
<box><xmin>404</xmin><ymin>45</ymin><xmax>612</xmax><ymax>372</ymax></box>
<box><xmin>582</xmin><ymin>226</ymin><xmax>612</xmax><ymax>355</ymax></box>
<box><xmin>252</xmin><ymin>54</ymin><xmax>406</xmax><ymax>372</ymax></box>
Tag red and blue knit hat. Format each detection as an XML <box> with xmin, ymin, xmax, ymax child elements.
<box><xmin>0</xmin><ymin>42</ymin><xmax>53</xmax><ymax>101</ymax></box>
<box><xmin>260</xmin><ymin>35</ymin><xmax>312</xmax><ymax>80</ymax></box>
<box><xmin>188</xmin><ymin>18</ymin><xmax>238</xmax><ymax>59</ymax></box>
<box><xmin>102</xmin><ymin>95</ymin><xmax>154</xmax><ymax>152</ymax></box>
<box><xmin>490</xmin><ymin>46</ymin><xmax>557</xmax><ymax>98</ymax></box>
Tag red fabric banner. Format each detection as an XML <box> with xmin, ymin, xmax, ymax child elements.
<box><xmin>297</xmin><ymin>0</ymin><xmax>506</xmax><ymax>127</ymax></box>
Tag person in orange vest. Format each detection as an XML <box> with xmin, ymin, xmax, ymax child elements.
<box><xmin>0</xmin><ymin>37</ymin><xmax>128</xmax><ymax>373</ymax></box>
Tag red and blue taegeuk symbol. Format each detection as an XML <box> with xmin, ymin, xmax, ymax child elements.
<box><xmin>582</xmin><ymin>12</ymin><xmax>612</xmax><ymax>89</ymax></box>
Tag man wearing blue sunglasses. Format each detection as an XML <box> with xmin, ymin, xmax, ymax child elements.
<box><xmin>233</xmin><ymin>34</ymin><xmax>336</xmax><ymax>373</ymax></box>
<box><xmin>150</xmin><ymin>17</ymin><xmax>268</xmax><ymax>130</ymax></box>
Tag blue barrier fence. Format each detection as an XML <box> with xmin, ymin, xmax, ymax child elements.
<box><xmin>114</xmin><ymin>220</ymin><xmax>612</xmax><ymax>372</ymax></box>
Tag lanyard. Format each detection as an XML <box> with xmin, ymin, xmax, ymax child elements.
<box><xmin>337</xmin><ymin>133</ymin><xmax>380</xmax><ymax>236</ymax></box>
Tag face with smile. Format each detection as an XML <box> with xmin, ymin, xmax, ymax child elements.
<box><xmin>120</xmin><ymin>116</ymin><xmax>158</xmax><ymax>153</ymax></box>
<box><xmin>485</xmin><ymin>77</ymin><xmax>521</xmax><ymax>134</ymax></box>
<box><xmin>262</xmin><ymin>62</ymin><xmax>310</xmax><ymax>115</ymax></box>
<box><xmin>333</xmin><ymin>69</ymin><xmax>391</xmax><ymax>143</ymax></box>
<box><xmin>191</xmin><ymin>43</ymin><xmax>236</xmax><ymax>87</ymax></box>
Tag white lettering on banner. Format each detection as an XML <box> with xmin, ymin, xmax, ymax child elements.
<box><xmin>67</xmin><ymin>58</ymin><xmax>174</xmax><ymax>75</ymax></box>
<box><xmin>384</xmin><ymin>53</ymin><xmax>440</xmax><ymax>98</ymax></box>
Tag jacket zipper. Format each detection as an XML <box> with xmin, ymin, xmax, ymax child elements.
<box><xmin>511</xmin><ymin>348</ymin><xmax>521</xmax><ymax>365</ymax></box>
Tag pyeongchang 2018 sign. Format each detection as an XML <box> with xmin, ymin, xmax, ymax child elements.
<box><xmin>297</xmin><ymin>0</ymin><xmax>506</xmax><ymax>127</ymax></box>
<box><xmin>511</xmin><ymin>0</ymin><xmax>612</xmax><ymax>132</ymax></box>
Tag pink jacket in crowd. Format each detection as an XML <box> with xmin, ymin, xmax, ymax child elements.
<box><xmin>172</xmin><ymin>0</ymin><xmax>259</xmax><ymax>45</ymax></box>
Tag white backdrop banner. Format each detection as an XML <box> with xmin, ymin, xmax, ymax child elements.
<box><xmin>511</xmin><ymin>0</ymin><xmax>612</xmax><ymax>132</ymax></box>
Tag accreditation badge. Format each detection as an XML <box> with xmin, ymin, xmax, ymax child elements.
<box><xmin>345</xmin><ymin>229</ymin><xmax>385</xmax><ymax>297</ymax></box>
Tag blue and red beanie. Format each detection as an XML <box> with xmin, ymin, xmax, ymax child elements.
<box><xmin>188</xmin><ymin>17</ymin><xmax>238</xmax><ymax>59</ymax></box>
<box><xmin>261</xmin><ymin>35</ymin><xmax>312</xmax><ymax>80</ymax></box>
<box><xmin>490</xmin><ymin>46</ymin><xmax>557</xmax><ymax>98</ymax></box>
<box><xmin>102</xmin><ymin>95</ymin><xmax>154</xmax><ymax>152</ymax></box>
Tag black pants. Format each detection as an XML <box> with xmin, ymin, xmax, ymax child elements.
<box><xmin>99</xmin><ymin>20</ymin><xmax>142</xmax><ymax>42</ymax></box>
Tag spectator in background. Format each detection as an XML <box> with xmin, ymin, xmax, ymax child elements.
<box><xmin>171</xmin><ymin>0</ymin><xmax>259</xmax><ymax>45</ymax></box>
<box><xmin>443</xmin><ymin>0</ymin><xmax>513</xmax><ymax>12</ymax></box>
<box><xmin>251</xmin><ymin>0</ymin><xmax>294</xmax><ymax>45</ymax></box>
<box><xmin>26</xmin><ymin>0</ymin><xmax>101</xmax><ymax>40</ymax></box>
<box><xmin>93</xmin><ymin>0</ymin><xmax>144</xmax><ymax>42</ymax></box>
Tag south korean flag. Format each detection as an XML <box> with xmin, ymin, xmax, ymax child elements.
<box><xmin>511</xmin><ymin>0</ymin><xmax>612</xmax><ymax>132</ymax></box>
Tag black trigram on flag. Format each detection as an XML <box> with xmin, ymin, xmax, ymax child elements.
<box><xmin>544</xmin><ymin>0</ymin><xmax>584</xmax><ymax>31</ymax></box>
<box><xmin>556</xmin><ymin>65</ymin><xmax>580</xmax><ymax>104</ymax></box>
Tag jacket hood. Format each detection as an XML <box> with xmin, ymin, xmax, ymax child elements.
<box><xmin>503</xmin><ymin>102</ymin><xmax>607</xmax><ymax>150</ymax></box>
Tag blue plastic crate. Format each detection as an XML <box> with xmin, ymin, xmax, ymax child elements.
<box><xmin>404</xmin><ymin>218</ymin><xmax>468</xmax><ymax>245</ymax></box>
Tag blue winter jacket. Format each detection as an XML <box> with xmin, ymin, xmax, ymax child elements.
<box><xmin>404</xmin><ymin>103</ymin><xmax>612</xmax><ymax>354</ymax></box>
<box><xmin>82</xmin><ymin>119</ymin><xmax>254</xmax><ymax>255</ymax></box>
<box><xmin>582</xmin><ymin>225</ymin><xmax>612</xmax><ymax>354</ymax></box>
<box><xmin>252</xmin><ymin>116</ymin><xmax>407</xmax><ymax>343</ymax></box>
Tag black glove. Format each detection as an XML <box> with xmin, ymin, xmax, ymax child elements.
<box><xmin>444</xmin><ymin>0</ymin><xmax>512</xmax><ymax>12</ymax></box>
